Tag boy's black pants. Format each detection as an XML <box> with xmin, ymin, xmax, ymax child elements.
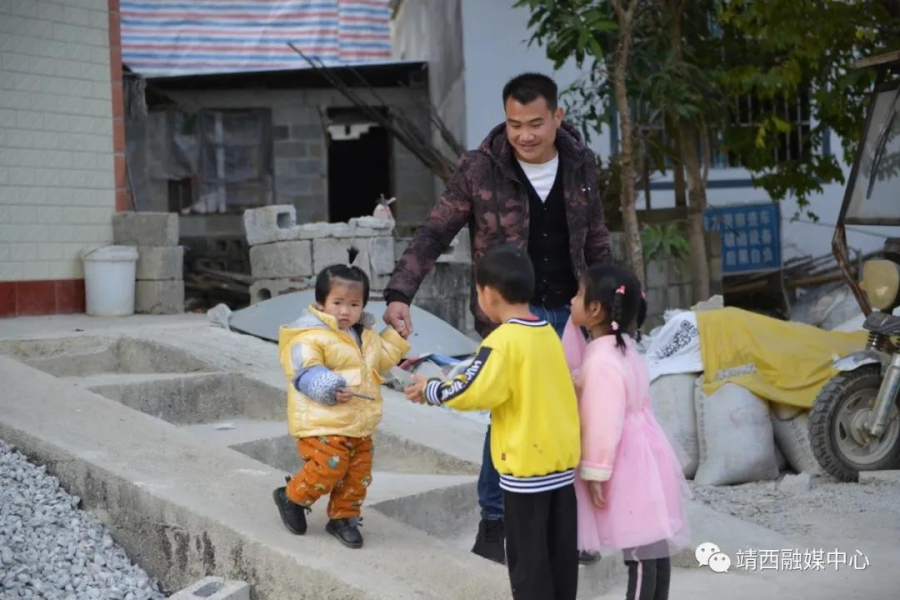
<box><xmin>503</xmin><ymin>484</ymin><xmax>578</xmax><ymax>600</ymax></box>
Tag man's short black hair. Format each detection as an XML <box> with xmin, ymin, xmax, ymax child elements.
<box><xmin>475</xmin><ymin>245</ymin><xmax>535</xmax><ymax>304</ymax></box>
<box><xmin>502</xmin><ymin>73</ymin><xmax>558</xmax><ymax>111</ymax></box>
<box><xmin>315</xmin><ymin>264</ymin><xmax>370</xmax><ymax>305</ymax></box>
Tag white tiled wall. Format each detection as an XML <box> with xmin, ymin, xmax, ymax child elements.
<box><xmin>0</xmin><ymin>0</ymin><xmax>115</xmax><ymax>281</ymax></box>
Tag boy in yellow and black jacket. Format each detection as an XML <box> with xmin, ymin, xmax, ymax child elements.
<box><xmin>406</xmin><ymin>245</ymin><xmax>581</xmax><ymax>600</ymax></box>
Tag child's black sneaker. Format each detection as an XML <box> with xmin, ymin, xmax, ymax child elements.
<box><xmin>579</xmin><ymin>551</ymin><xmax>602</xmax><ymax>565</ymax></box>
<box><xmin>326</xmin><ymin>518</ymin><xmax>364</xmax><ymax>549</ymax></box>
<box><xmin>471</xmin><ymin>518</ymin><xmax>506</xmax><ymax>564</ymax></box>
<box><xmin>272</xmin><ymin>486</ymin><xmax>310</xmax><ymax>535</ymax></box>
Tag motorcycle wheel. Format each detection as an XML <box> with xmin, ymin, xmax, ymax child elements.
<box><xmin>809</xmin><ymin>365</ymin><xmax>900</xmax><ymax>482</ymax></box>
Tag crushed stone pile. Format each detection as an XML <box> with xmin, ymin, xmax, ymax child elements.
<box><xmin>0</xmin><ymin>440</ymin><xmax>166</xmax><ymax>600</ymax></box>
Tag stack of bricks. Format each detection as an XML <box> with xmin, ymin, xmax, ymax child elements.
<box><xmin>112</xmin><ymin>212</ymin><xmax>185</xmax><ymax>314</ymax></box>
<box><xmin>243</xmin><ymin>205</ymin><xmax>395</xmax><ymax>305</ymax></box>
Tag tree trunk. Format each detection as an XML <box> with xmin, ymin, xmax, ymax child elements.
<box><xmin>612</xmin><ymin>5</ymin><xmax>645</xmax><ymax>284</ymax></box>
<box><xmin>679</xmin><ymin>122</ymin><xmax>711</xmax><ymax>302</ymax></box>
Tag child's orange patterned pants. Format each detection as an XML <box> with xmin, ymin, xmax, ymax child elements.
<box><xmin>285</xmin><ymin>435</ymin><xmax>374</xmax><ymax>519</ymax></box>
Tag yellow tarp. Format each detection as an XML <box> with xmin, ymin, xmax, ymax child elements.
<box><xmin>697</xmin><ymin>307</ymin><xmax>868</xmax><ymax>408</ymax></box>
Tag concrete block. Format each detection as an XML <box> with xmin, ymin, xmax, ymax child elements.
<box><xmin>249</xmin><ymin>278</ymin><xmax>313</xmax><ymax>304</ymax></box>
<box><xmin>249</xmin><ymin>241</ymin><xmax>313</xmax><ymax>279</ymax></box>
<box><xmin>312</xmin><ymin>237</ymin><xmax>360</xmax><ymax>273</ymax></box>
<box><xmin>112</xmin><ymin>212</ymin><xmax>178</xmax><ymax>247</ymax></box>
<box><xmin>368</xmin><ymin>236</ymin><xmax>396</xmax><ymax>277</ymax></box>
<box><xmin>170</xmin><ymin>576</ymin><xmax>250</xmax><ymax>600</ymax></box>
<box><xmin>312</xmin><ymin>236</ymin><xmax>395</xmax><ymax>291</ymax></box>
<box><xmin>136</xmin><ymin>246</ymin><xmax>184</xmax><ymax>281</ymax></box>
<box><xmin>299</xmin><ymin>222</ymin><xmax>353</xmax><ymax>239</ymax></box>
<box><xmin>349</xmin><ymin>216</ymin><xmax>395</xmax><ymax>233</ymax></box>
<box><xmin>242</xmin><ymin>205</ymin><xmax>300</xmax><ymax>246</ymax></box>
<box><xmin>135</xmin><ymin>280</ymin><xmax>185</xmax><ymax>315</ymax></box>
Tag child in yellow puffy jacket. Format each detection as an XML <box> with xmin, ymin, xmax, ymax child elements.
<box><xmin>273</xmin><ymin>264</ymin><xmax>410</xmax><ymax>548</ymax></box>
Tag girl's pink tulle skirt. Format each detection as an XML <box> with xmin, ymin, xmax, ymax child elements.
<box><xmin>575</xmin><ymin>410</ymin><xmax>691</xmax><ymax>559</ymax></box>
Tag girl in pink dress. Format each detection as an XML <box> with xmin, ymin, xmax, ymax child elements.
<box><xmin>563</xmin><ymin>265</ymin><xmax>689</xmax><ymax>600</ymax></box>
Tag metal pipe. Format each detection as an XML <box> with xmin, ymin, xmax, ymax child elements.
<box><xmin>868</xmin><ymin>353</ymin><xmax>900</xmax><ymax>438</ymax></box>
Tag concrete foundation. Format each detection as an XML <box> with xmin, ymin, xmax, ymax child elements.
<box><xmin>249</xmin><ymin>241</ymin><xmax>314</xmax><ymax>280</ymax></box>
<box><xmin>137</xmin><ymin>246</ymin><xmax>185</xmax><ymax>281</ymax></box>
<box><xmin>113</xmin><ymin>212</ymin><xmax>179</xmax><ymax>247</ymax></box>
<box><xmin>5</xmin><ymin>316</ymin><xmax>891</xmax><ymax>600</ymax></box>
<box><xmin>136</xmin><ymin>280</ymin><xmax>185</xmax><ymax>315</ymax></box>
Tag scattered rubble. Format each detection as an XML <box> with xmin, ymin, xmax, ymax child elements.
<box><xmin>0</xmin><ymin>440</ymin><xmax>165</xmax><ymax>600</ymax></box>
<box><xmin>690</xmin><ymin>475</ymin><xmax>900</xmax><ymax>539</ymax></box>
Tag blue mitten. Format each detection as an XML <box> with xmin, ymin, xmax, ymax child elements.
<box><xmin>293</xmin><ymin>366</ymin><xmax>348</xmax><ymax>406</ymax></box>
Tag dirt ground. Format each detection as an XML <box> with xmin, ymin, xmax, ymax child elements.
<box><xmin>595</xmin><ymin>475</ymin><xmax>900</xmax><ymax>599</ymax></box>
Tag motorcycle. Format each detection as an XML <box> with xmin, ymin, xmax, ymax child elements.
<box><xmin>811</xmin><ymin>52</ymin><xmax>900</xmax><ymax>482</ymax></box>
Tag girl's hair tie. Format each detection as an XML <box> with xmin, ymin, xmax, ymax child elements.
<box><xmin>616</xmin><ymin>285</ymin><xmax>626</xmax><ymax>295</ymax></box>
<box><xmin>611</xmin><ymin>321</ymin><xmax>620</xmax><ymax>332</ymax></box>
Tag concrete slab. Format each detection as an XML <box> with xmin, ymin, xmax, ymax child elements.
<box><xmin>5</xmin><ymin>316</ymin><xmax>879</xmax><ymax>599</ymax></box>
<box><xmin>0</xmin><ymin>355</ymin><xmax>513</xmax><ymax>600</ymax></box>
<box><xmin>229</xmin><ymin>291</ymin><xmax>478</xmax><ymax>358</ymax></box>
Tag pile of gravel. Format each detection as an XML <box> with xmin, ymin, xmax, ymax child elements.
<box><xmin>0</xmin><ymin>440</ymin><xmax>166</xmax><ymax>600</ymax></box>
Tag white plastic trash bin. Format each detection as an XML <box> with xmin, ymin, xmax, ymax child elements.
<box><xmin>82</xmin><ymin>245</ymin><xmax>139</xmax><ymax>317</ymax></box>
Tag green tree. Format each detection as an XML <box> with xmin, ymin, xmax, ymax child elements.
<box><xmin>517</xmin><ymin>0</ymin><xmax>900</xmax><ymax>301</ymax></box>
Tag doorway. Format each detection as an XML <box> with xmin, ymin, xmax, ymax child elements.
<box><xmin>326</xmin><ymin>108</ymin><xmax>392</xmax><ymax>223</ymax></box>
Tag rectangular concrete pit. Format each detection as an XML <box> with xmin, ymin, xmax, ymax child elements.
<box><xmin>137</xmin><ymin>280</ymin><xmax>185</xmax><ymax>315</ymax></box>
<box><xmin>370</xmin><ymin>483</ymin><xmax>625</xmax><ymax>598</ymax></box>
<box><xmin>113</xmin><ymin>212</ymin><xmax>179</xmax><ymax>247</ymax></box>
<box><xmin>230</xmin><ymin>431</ymin><xmax>479</xmax><ymax>477</ymax></box>
<box><xmin>0</xmin><ymin>337</ymin><xmax>210</xmax><ymax>377</ymax></box>
<box><xmin>88</xmin><ymin>372</ymin><xmax>285</xmax><ymax>425</ymax></box>
<box><xmin>171</xmin><ymin>576</ymin><xmax>250</xmax><ymax>600</ymax></box>
<box><xmin>137</xmin><ymin>246</ymin><xmax>185</xmax><ymax>280</ymax></box>
<box><xmin>243</xmin><ymin>205</ymin><xmax>299</xmax><ymax>246</ymax></box>
<box><xmin>249</xmin><ymin>241</ymin><xmax>313</xmax><ymax>280</ymax></box>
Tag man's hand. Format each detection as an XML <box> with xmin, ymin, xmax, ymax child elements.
<box><xmin>588</xmin><ymin>480</ymin><xmax>606</xmax><ymax>508</ymax></box>
<box><xmin>384</xmin><ymin>301</ymin><xmax>413</xmax><ymax>339</ymax></box>
<box><xmin>404</xmin><ymin>374</ymin><xmax>428</xmax><ymax>404</ymax></box>
<box><xmin>335</xmin><ymin>388</ymin><xmax>354</xmax><ymax>404</ymax></box>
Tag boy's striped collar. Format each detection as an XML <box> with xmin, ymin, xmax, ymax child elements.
<box><xmin>506</xmin><ymin>317</ymin><xmax>549</xmax><ymax>327</ymax></box>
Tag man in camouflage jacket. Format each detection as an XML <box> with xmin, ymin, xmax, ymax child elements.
<box><xmin>384</xmin><ymin>73</ymin><xmax>611</xmax><ymax>565</ymax></box>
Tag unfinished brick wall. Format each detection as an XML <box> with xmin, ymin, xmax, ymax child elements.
<box><xmin>0</xmin><ymin>0</ymin><xmax>122</xmax><ymax>316</ymax></box>
<box><xmin>243</xmin><ymin>205</ymin><xmax>396</xmax><ymax>305</ymax></box>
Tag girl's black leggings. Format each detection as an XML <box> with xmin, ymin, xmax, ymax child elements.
<box><xmin>624</xmin><ymin>556</ymin><xmax>671</xmax><ymax>600</ymax></box>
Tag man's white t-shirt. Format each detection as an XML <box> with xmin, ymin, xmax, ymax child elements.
<box><xmin>516</xmin><ymin>153</ymin><xmax>559</xmax><ymax>203</ymax></box>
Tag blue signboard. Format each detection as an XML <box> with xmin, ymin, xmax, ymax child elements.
<box><xmin>703</xmin><ymin>203</ymin><xmax>782</xmax><ymax>274</ymax></box>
